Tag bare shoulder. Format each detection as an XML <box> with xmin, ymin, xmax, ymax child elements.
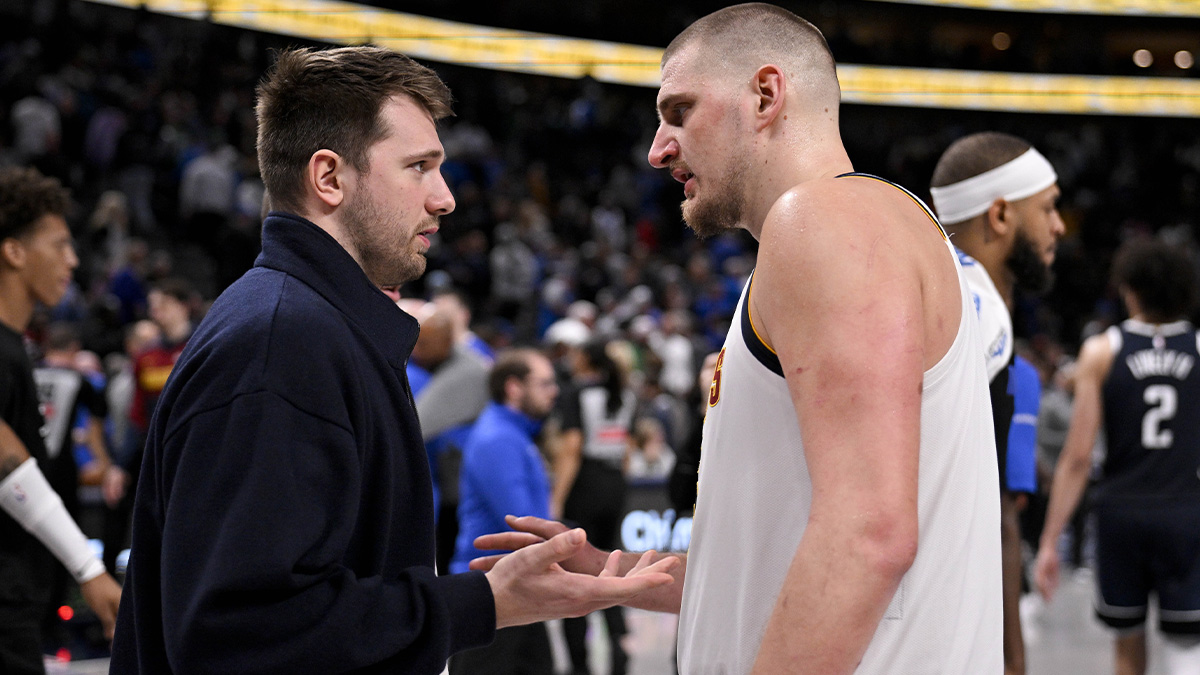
<box><xmin>759</xmin><ymin>177</ymin><xmax>950</xmax><ymax>285</ymax></box>
<box><xmin>755</xmin><ymin>176</ymin><xmax>959</xmax><ymax>366</ymax></box>
<box><xmin>1076</xmin><ymin>330</ymin><xmax>1116</xmax><ymax>381</ymax></box>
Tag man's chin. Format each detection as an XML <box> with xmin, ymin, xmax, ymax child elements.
<box><xmin>682</xmin><ymin>204</ymin><xmax>734</xmax><ymax>240</ymax></box>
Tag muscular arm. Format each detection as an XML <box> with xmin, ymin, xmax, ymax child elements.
<box><xmin>1035</xmin><ymin>334</ymin><xmax>1111</xmax><ymax>600</ymax></box>
<box><xmin>748</xmin><ymin>193</ymin><xmax>924</xmax><ymax>673</ymax></box>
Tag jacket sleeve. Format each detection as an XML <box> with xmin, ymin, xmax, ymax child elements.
<box><xmin>157</xmin><ymin>389</ymin><xmax>494</xmax><ymax>674</ymax></box>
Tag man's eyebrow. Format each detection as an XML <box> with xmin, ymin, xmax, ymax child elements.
<box><xmin>403</xmin><ymin>148</ymin><xmax>445</xmax><ymax>163</ymax></box>
<box><xmin>657</xmin><ymin>94</ymin><xmax>685</xmax><ymax>121</ymax></box>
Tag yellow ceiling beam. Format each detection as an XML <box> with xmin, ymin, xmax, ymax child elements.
<box><xmin>863</xmin><ymin>0</ymin><xmax>1200</xmax><ymax>18</ymax></box>
<box><xmin>84</xmin><ymin>0</ymin><xmax>1200</xmax><ymax>117</ymax></box>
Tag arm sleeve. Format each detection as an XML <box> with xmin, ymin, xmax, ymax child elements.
<box><xmin>158</xmin><ymin>390</ymin><xmax>494</xmax><ymax>674</ymax></box>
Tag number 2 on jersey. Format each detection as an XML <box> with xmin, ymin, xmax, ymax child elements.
<box><xmin>1142</xmin><ymin>384</ymin><xmax>1177</xmax><ymax>449</ymax></box>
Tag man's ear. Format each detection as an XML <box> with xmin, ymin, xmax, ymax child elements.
<box><xmin>308</xmin><ymin>149</ymin><xmax>349</xmax><ymax>209</ymax></box>
<box><xmin>0</xmin><ymin>238</ymin><xmax>25</xmax><ymax>270</ymax></box>
<box><xmin>504</xmin><ymin>376</ymin><xmax>522</xmax><ymax>406</ymax></box>
<box><xmin>984</xmin><ymin>198</ymin><xmax>1012</xmax><ymax>241</ymax></box>
<box><xmin>752</xmin><ymin>64</ymin><xmax>786</xmax><ymax>132</ymax></box>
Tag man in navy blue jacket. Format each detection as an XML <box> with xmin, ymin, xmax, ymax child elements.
<box><xmin>450</xmin><ymin>349</ymin><xmax>560</xmax><ymax>673</ymax></box>
<box><xmin>109</xmin><ymin>46</ymin><xmax>676</xmax><ymax>674</ymax></box>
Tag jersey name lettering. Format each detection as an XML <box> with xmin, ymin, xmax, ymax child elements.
<box><xmin>1126</xmin><ymin>348</ymin><xmax>1195</xmax><ymax>381</ymax></box>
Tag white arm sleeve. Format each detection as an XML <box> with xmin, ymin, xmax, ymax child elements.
<box><xmin>0</xmin><ymin>457</ymin><xmax>106</xmax><ymax>583</ymax></box>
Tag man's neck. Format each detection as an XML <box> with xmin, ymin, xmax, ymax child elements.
<box><xmin>743</xmin><ymin>141</ymin><xmax>853</xmax><ymax>241</ymax></box>
<box><xmin>0</xmin><ymin>276</ymin><xmax>33</xmax><ymax>335</ymax></box>
<box><xmin>954</xmin><ymin>228</ymin><xmax>1015</xmax><ymax>310</ymax></box>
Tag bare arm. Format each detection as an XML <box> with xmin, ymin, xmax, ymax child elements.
<box><xmin>749</xmin><ymin>194</ymin><xmax>923</xmax><ymax>674</ymax></box>
<box><xmin>550</xmin><ymin>428</ymin><xmax>582</xmax><ymax>520</ymax></box>
<box><xmin>1035</xmin><ymin>334</ymin><xmax>1110</xmax><ymax>600</ymax></box>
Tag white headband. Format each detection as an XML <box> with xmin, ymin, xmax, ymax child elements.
<box><xmin>929</xmin><ymin>148</ymin><xmax>1058</xmax><ymax>225</ymax></box>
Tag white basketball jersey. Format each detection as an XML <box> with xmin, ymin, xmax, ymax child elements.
<box><xmin>956</xmin><ymin>248</ymin><xmax>1012</xmax><ymax>383</ymax></box>
<box><xmin>678</xmin><ymin>202</ymin><xmax>1002</xmax><ymax>673</ymax></box>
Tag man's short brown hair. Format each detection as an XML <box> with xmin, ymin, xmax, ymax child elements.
<box><xmin>930</xmin><ymin>132</ymin><xmax>1032</xmax><ymax>189</ymax></box>
<box><xmin>663</xmin><ymin>3</ymin><xmax>837</xmax><ymax>94</ymax></box>
<box><xmin>0</xmin><ymin>167</ymin><xmax>70</xmax><ymax>241</ymax></box>
<box><xmin>255</xmin><ymin>46</ymin><xmax>453</xmax><ymax>215</ymax></box>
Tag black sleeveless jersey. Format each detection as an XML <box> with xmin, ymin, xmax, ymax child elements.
<box><xmin>1097</xmin><ymin>319</ymin><xmax>1200</xmax><ymax>504</ymax></box>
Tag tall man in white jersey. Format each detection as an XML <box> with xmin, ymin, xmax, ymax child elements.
<box><xmin>929</xmin><ymin>132</ymin><xmax>1067</xmax><ymax>675</ymax></box>
<box><xmin>471</xmin><ymin>4</ymin><xmax>1002</xmax><ymax>672</ymax></box>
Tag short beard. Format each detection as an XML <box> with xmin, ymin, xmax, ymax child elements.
<box><xmin>1007</xmin><ymin>230</ymin><xmax>1053</xmax><ymax>296</ymax></box>
<box><xmin>680</xmin><ymin>157</ymin><xmax>749</xmax><ymax>240</ymax></box>
<box><xmin>343</xmin><ymin>183</ymin><xmax>427</xmax><ymax>287</ymax></box>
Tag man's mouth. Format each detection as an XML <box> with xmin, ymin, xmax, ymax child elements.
<box><xmin>416</xmin><ymin>224</ymin><xmax>439</xmax><ymax>248</ymax></box>
<box><xmin>671</xmin><ymin>168</ymin><xmax>695</xmax><ymax>197</ymax></box>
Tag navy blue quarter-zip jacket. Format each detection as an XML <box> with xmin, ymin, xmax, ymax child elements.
<box><xmin>110</xmin><ymin>213</ymin><xmax>495</xmax><ymax>674</ymax></box>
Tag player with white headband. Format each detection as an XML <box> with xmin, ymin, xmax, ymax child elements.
<box><xmin>930</xmin><ymin>132</ymin><xmax>1066</xmax><ymax>675</ymax></box>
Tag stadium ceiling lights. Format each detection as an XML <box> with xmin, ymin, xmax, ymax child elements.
<box><xmin>863</xmin><ymin>0</ymin><xmax>1200</xmax><ymax>18</ymax></box>
<box><xmin>85</xmin><ymin>0</ymin><xmax>1200</xmax><ymax>117</ymax></box>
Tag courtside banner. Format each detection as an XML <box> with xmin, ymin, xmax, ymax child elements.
<box><xmin>86</xmin><ymin>0</ymin><xmax>1200</xmax><ymax>116</ymax></box>
<box><xmin>864</xmin><ymin>0</ymin><xmax>1200</xmax><ymax>17</ymax></box>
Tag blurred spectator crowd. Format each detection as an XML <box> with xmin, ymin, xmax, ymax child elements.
<box><xmin>3</xmin><ymin>0</ymin><xmax>1200</xmax><ymax>658</ymax></box>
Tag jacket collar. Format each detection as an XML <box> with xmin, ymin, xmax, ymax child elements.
<box><xmin>255</xmin><ymin>212</ymin><xmax>420</xmax><ymax>369</ymax></box>
<box><xmin>488</xmin><ymin>402</ymin><xmax>544</xmax><ymax>438</ymax></box>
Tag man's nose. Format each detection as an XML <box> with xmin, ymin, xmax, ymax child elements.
<box><xmin>648</xmin><ymin>127</ymin><xmax>678</xmax><ymax>169</ymax></box>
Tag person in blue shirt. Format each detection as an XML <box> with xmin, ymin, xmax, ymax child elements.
<box><xmin>451</xmin><ymin>348</ymin><xmax>560</xmax><ymax>674</ymax></box>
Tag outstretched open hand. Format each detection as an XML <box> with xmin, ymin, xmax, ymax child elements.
<box><xmin>483</xmin><ymin>525</ymin><xmax>677</xmax><ymax>628</ymax></box>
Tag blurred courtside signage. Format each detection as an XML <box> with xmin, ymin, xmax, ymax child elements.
<box><xmin>86</xmin><ymin>0</ymin><xmax>1200</xmax><ymax>117</ymax></box>
<box><xmin>865</xmin><ymin>0</ymin><xmax>1200</xmax><ymax>17</ymax></box>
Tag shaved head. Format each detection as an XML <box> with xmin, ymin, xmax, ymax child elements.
<box><xmin>663</xmin><ymin>3</ymin><xmax>839</xmax><ymax>105</ymax></box>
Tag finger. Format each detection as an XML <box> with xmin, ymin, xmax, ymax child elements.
<box><xmin>505</xmin><ymin>514</ymin><xmax>570</xmax><ymax>539</ymax></box>
<box><xmin>510</xmin><ymin>528</ymin><xmax>587</xmax><ymax>572</ymax></box>
<box><xmin>637</xmin><ymin>555</ymin><xmax>680</xmax><ymax>577</ymax></box>
<box><xmin>628</xmin><ymin>550</ymin><xmax>656</xmax><ymax>575</ymax></box>
<box><xmin>590</xmin><ymin>570</ymin><xmax>677</xmax><ymax>599</ymax></box>
<box><xmin>473</xmin><ymin>531</ymin><xmax>545</xmax><ymax>552</ymax></box>
<box><xmin>598</xmin><ymin>549</ymin><xmax>622</xmax><ymax>578</ymax></box>
<box><xmin>469</xmin><ymin>554</ymin><xmax>508</xmax><ymax>572</ymax></box>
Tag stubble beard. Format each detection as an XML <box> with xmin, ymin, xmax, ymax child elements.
<box><xmin>680</xmin><ymin>156</ymin><xmax>749</xmax><ymax>240</ymax></box>
<box><xmin>1007</xmin><ymin>229</ymin><xmax>1054</xmax><ymax>296</ymax></box>
<box><xmin>343</xmin><ymin>183</ymin><xmax>428</xmax><ymax>287</ymax></box>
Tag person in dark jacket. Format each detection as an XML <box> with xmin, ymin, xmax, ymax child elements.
<box><xmin>109</xmin><ymin>46</ymin><xmax>677</xmax><ymax>674</ymax></box>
